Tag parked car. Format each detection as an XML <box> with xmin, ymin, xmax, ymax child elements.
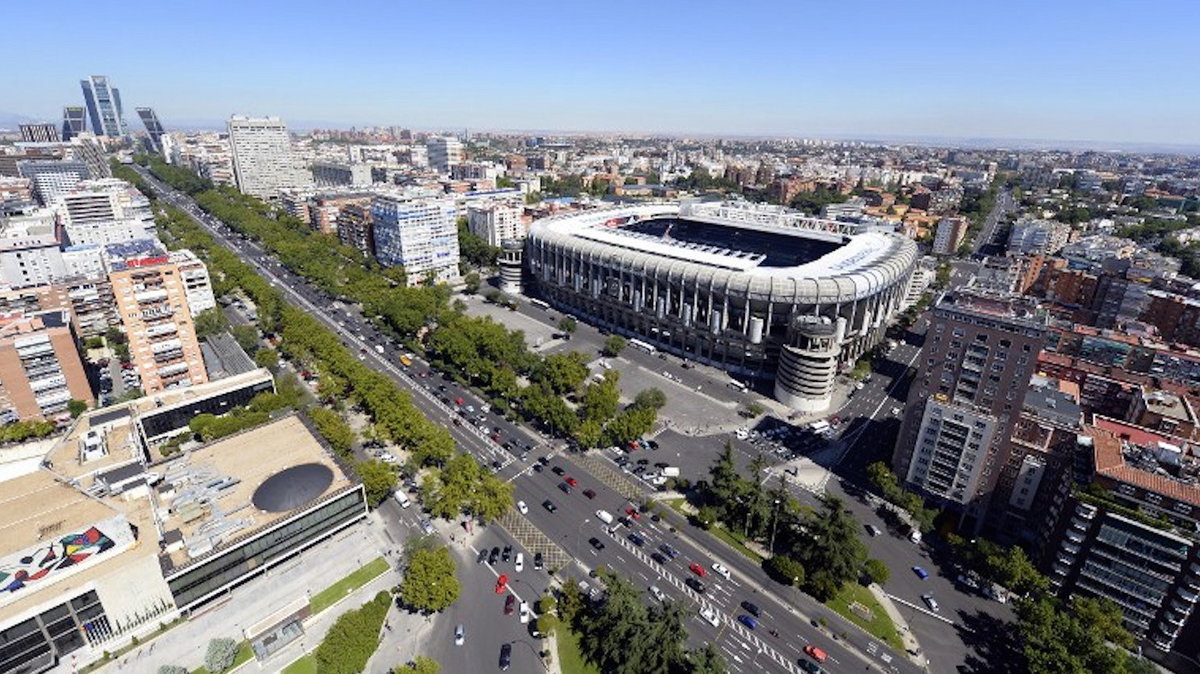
<box><xmin>542</xmin><ymin>500</ymin><xmax>557</xmax><ymax>513</ymax></box>
<box><xmin>589</xmin><ymin>537</ymin><xmax>606</xmax><ymax>551</ymax></box>
<box><xmin>711</xmin><ymin>562</ymin><xmax>731</xmax><ymax>580</ymax></box>
<box><xmin>922</xmin><ymin>593</ymin><xmax>940</xmax><ymax>611</ymax></box>
<box><xmin>517</xmin><ymin>500</ymin><xmax>528</xmax><ymax>515</ymax></box>
<box><xmin>685</xmin><ymin>577</ymin><xmax>706</xmax><ymax>594</ymax></box>
<box><xmin>504</xmin><ymin>595</ymin><xmax>516</xmax><ymax>615</ymax></box>
<box><xmin>688</xmin><ymin>562</ymin><xmax>707</xmax><ymax>577</ymax></box>
<box><xmin>454</xmin><ymin>624</ymin><xmax>464</xmax><ymax>646</ymax></box>
<box><xmin>741</xmin><ymin>601</ymin><xmax>761</xmax><ymax>617</ymax></box>
<box><xmin>499</xmin><ymin>643</ymin><xmax>512</xmax><ymax>670</ymax></box>
<box><xmin>699</xmin><ymin>606</ymin><xmax>720</xmax><ymax>627</ymax></box>
<box><xmin>476</xmin><ymin>548</ymin><xmax>489</xmax><ymax>564</ymax></box>
<box><xmin>912</xmin><ymin>565</ymin><xmax>930</xmax><ymax>580</ymax></box>
<box><xmin>650</xmin><ymin>552</ymin><xmax>667</xmax><ymax>564</ymax></box>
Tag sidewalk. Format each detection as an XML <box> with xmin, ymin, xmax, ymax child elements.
<box><xmin>867</xmin><ymin>583</ymin><xmax>928</xmax><ymax>668</ymax></box>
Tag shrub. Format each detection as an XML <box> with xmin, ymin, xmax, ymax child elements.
<box><xmin>204</xmin><ymin>637</ymin><xmax>239</xmax><ymax>673</ymax></box>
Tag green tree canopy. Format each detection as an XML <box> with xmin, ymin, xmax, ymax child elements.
<box><xmin>632</xmin><ymin>388</ymin><xmax>667</xmax><ymax>411</ymax></box>
<box><xmin>602</xmin><ymin>335</ymin><xmax>627</xmax><ymax>357</ymax></box>
<box><xmin>398</xmin><ymin>545</ymin><xmax>461</xmax><ymax>614</ymax></box>
<box><xmin>357</xmin><ymin>459</ymin><xmax>398</xmax><ymax>507</ymax></box>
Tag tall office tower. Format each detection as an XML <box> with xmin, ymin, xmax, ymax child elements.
<box><xmin>108</xmin><ymin>252</ymin><xmax>209</xmax><ymax>393</ymax></box>
<box><xmin>371</xmin><ymin>195</ymin><xmax>460</xmax><ymax>285</ymax></box>
<box><xmin>61</xmin><ymin>106</ymin><xmax>87</xmax><ymax>141</ymax></box>
<box><xmin>80</xmin><ymin>75</ymin><xmax>127</xmax><ymax>138</ymax></box>
<box><xmin>16</xmin><ymin>159</ymin><xmax>90</xmax><ymax>205</ymax></box>
<box><xmin>19</xmin><ymin>123</ymin><xmax>61</xmax><ymax>143</ymax></box>
<box><xmin>226</xmin><ymin>116</ymin><xmax>309</xmax><ymax>201</ymax></box>
<box><xmin>0</xmin><ymin>310</ymin><xmax>93</xmax><ymax>422</ymax></box>
<box><xmin>426</xmin><ymin>136</ymin><xmax>464</xmax><ymax>172</ymax></box>
<box><xmin>135</xmin><ymin>107</ymin><xmax>166</xmax><ymax>154</ymax></box>
<box><xmin>891</xmin><ymin>289</ymin><xmax>1047</xmax><ymax>535</ymax></box>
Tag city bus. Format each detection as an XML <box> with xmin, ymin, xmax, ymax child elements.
<box><xmin>628</xmin><ymin>338</ymin><xmax>656</xmax><ymax>354</ymax></box>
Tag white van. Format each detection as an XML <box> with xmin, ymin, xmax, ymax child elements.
<box><xmin>596</xmin><ymin>509</ymin><xmax>614</xmax><ymax>525</ymax></box>
<box><xmin>393</xmin><ymin>491</ymin><xmax>411</xmax><ymax>509</ymax></box>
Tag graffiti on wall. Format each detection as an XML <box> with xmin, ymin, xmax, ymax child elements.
<box><xmin>0</xmin><ymin>526</ymin><xmax>116</xmax><ymax>595</ymax></box>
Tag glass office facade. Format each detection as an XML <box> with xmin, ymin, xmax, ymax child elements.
<box><xmin>137</xmin><ymin>374</ymin><xmax>274</xmax><ymax>445</ymax></box>
<box><xmin>0</xmin><ymin>590</ymin><xmax>109</xmax><ymax>674</ymax></box>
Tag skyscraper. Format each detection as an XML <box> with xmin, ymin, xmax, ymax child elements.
<box><xmin>226</xmin><ymin>116</ymin><xmax>308</xmax><ymax>201</ymax></box>
<box><xmin>80</xmin><ymin>76</ymin><xmax>127</xmax><ymax>138</ymax></box>
<box><xmin>891</xmin><ymin>289</ymin><xmax>1047</xmax><ymax>535</ymax></box>
<box><xmin>61</xmin><ymin>106</ymin><xmax>86</xmax><ymax>141</ymax></box>
<box><xmin>136</xmin><ymin>107</ymin><xmax>166</xmax><ymax>154</ymax></box>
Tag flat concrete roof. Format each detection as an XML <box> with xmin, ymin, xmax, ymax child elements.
<box><xmin>0</xmin><ymin>471</ymin><xmax>117</xmax><ymax>556</ymax></box>
<box><xmin>158</xmin><ymin>415</ymin><xmax>353</xmax><ymax>569</ymax></box>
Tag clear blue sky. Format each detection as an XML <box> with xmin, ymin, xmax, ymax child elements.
<box><xmin>8</xmin><ymin>0</ymin><xmax>1200</xmax><ymax>145</ymax></box>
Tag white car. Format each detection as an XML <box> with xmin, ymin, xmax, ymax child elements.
<box><xmin>517</xmin><ymin>500</ymin><xmax>528</xmax><ymax>515</ymax></box>
<box><xmin>454</xmin><ymin>624</ymin><xmax>464</xmax><ymax>646</ymax></box>
<box><xmin>519</xmin><ymin>601</ymin><xmax>531</xmax><ymax>623</ymax></box>
<box><xmin>515</xmin><ymin>553</ymin><xmax>524</xmax><ymax>572</ymax></box>
<box><xmin>711</xmin><ymin>562</ymin><xmax>731</xmax><ymax>580</ymax></box>
<box><xmin>891</xmin><ymin>406</ymin><xmax>901</xmax><ymax>416</ymax></box>
<box><xmin>649</xmin><ymin>585</ymin><xmax>666</xmax><ymax>603</ymax></box>
<box><xmin>699</xmin><ymin>606</ymin><xmax>721</xmax><ymax>627</ymax></box>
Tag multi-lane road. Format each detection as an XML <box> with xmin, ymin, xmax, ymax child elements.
<box><xmin>136</xmin><ymin>166</ymin><xmax>939</xmax><ymax>674</ymax></box>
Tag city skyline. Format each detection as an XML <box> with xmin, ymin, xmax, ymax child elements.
<box><xmin>3</xmin><ymin>0</ymin><xmax>1199</xmax><ymax>148</ymax></box>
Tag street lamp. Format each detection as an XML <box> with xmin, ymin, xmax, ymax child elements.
<box><xmin>768</xmin><ymin>498</ymin><xmax>782</xmax><ymax>554</ymax></box>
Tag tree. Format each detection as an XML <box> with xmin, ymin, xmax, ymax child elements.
<box><xmin>763</xmin><ymin>555</ymin><xmax>805</xmax><ymax>586</ymax></box>
<box><xmin>357</xmin><ymin>459</ymin><xmax>398</xmax><ymax>507</ymax></box>
<box><xmin>795</xmin><ymin>496</ymin><xmax>867</xmax><ymax>601</ymax></box>
<box><xmin>463</xmin><ymin>272</ymin><xmax>481</xmax><ymax>294</ymax></box>
<box><xmin>602</xmin><ymin>335</ymin><xmax>627</xmax><ymax>357</ymax></box>
<box><xmin>1016</xmin><ymin>595</ymin><xmax>1131</xmax><ymax>674</ymax></box>
<box><xmin>687</xmin><ymin>643</ymin><xmax>727</xmax><ymax>674</ymax></box>
<box><xmin>984</xmin><ymin>545</ymin><xmax>1050</xmax><ymax>597</ymax></box>
<box><xmin>863</xmin><ymin>558</ymin><xmax>890</xmax><ymax>585</ymax></box>
<box><xmin>557</xmin><ymin>316</ymin><xmax>577</xmax><ymax>334</ymax></box>
<box><xmin>204</xmin><ymin>637</ymin><xmax>239</xmax><ymax>673</ymax></box>
<box><xmin>308</xmin><ymin>407</ymin><xmax>356</xmax><ymax>457</ymax></box>
<box><xmin>741</xmin><ymin>401</ymin><xmax>765</xmax><ymax>418</ymax></box>
<box><xmin>557</xmin><ymin>578</ymin><xmax>585</xmax><ymax>624</ymax></box>
<box><xmin>632</xmin><ymin>388</ymin><xmax>667</xmax><ymax>411</ymax></box>
<box><xmin>230</xmin><ymin>324</ymin><xmax>260</xmax><ymax>355</ymax></box>
<box><xmin>398</xmin><ymin>545</ymin><xmax>461</xmax><ymax>613</ymax></box>
<box><xmin>314</xmin><ymin>591</ymin><xmax>391</xmax><ymax>674</ymax></box>
<box><xmin>68</xmin><ymin>399</ymin><xmax>88</xmax><ymax>418</ymax></box>
<box><xmin>394</xmin><ymin>656</ymin><xmax>440</xmax><ymax>674</ymax></box>
<box><xmin>535</xmin><ymin>613</ymin><xmax>559</xmax><ymax>637</ymax></box>
<box><xmin>537</xmin><ymin>594</ymin><xmax>557</xmax><ymax>615</ymax></box>
<box><xmin>253</xmin><ymin>347</ymin><xmax>279</xmax><ymax>371</ymax></box>
<box><xmin>194</xmin><ymin>307</ymin><xmax>231</xmax><ymax>339</ymax></box>
<box><xmin>579</xmin><ymin>370</ymin><xmax>620</xmax><ymax>423</ymax></box>
<box><xmin>158</xmin><ymin>667</ymin><xmax>189</xmax><ymax>674</ymax></box>
<box><xmin>602</xmin><ymin>406</ymin><xmax>657</xmax><ymax>447</ymax></box>
<box><xmin>531</xmin><ymin>352</ymin><xmax>589</xmax><ymax>395</ymax></box>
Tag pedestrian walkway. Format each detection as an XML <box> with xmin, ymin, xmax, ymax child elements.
<box><xmin>868</xmin><ymin>583</ymin><xmax>928</xmax><ymax>668</ymax></box>
<box><xmin>575</xmin><ymin>452</ymin><xmax>648</xmax><ymax>501</ymax></box>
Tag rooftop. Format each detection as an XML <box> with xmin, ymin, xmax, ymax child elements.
<box><xmin>1138</xmin><ymin>388</ymin><xmax>1195</xmax><ymax>423</ymax></box>
<box><xmin>1089</xmin><ymin>419</ymin><xmax>1200</xmax><ymax>509</ymax></box>
<box><xmin>155</xmin><ymin>415</ymin><xmax>353</xmax><ymax>571</ymax></box>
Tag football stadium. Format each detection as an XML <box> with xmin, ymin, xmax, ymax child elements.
<box><xmin>526</xmin><ymin>200</ymin><xmax>919</xmax><ymax>411</ymax></box>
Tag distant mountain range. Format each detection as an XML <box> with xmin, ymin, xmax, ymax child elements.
<box><xmin>0</xmin><ymin>111</ymin><xmax>43</xmax><ymax>129</ymax></box>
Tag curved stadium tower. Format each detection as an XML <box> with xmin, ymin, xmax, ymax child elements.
<box><xmin>526</xmin><ymin>200</ymin><xmax>919</xmax><ymax>411</ymax></box>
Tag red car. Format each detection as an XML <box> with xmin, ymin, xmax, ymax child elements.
<box><xmin>504</xmin><ymin>595</ymin><xmax>516</xmax><ymax>615</ymax></box>
<box><xmin>625</xmin><ymin>508</ymin><xmax>640</xmax><ymax>519</ymax></box>
<box><xmin>688</xmin><ymin>562</ymin><xmax>707</xmax><ymax>578</ymax></box>
<box><xmin>455</xmin><ymin>397</ymin><xmax>464</xmax><ymax>406</ymax></box>
<box><xmin>803</xmin><ymin>645</ymin><xmax>827</xmax><ymax>663</ymax></box>
<box><xmin>494</xmin><ymin>574</ymin><xmax>508</xmax><ymax>594</ymax></box>
<box><xmin>565</xmin><ymin>476</ymin><xmax>578</xmax><ymax>487</ymax></box>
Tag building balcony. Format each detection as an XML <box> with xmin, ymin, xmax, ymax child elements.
<box><xmin>1177</xmin><ymin>587</ymin><xmax>1199</xmax><ymax>604</ymax></box>
<box><xmin>157</xmin><ymin>363</ymin><xmax>190</xmax><ymax>378</ymax></box>
<box><xmin>144</xmin><ymin>322</ymin><xmax>178</xmax><ymax>338</ymax></box>
<box><xmin>1071</xmin><ymin>517</ymin><xmax>1089</xmax><ymax>531</ymax></box>
<box><xmin>1058</xmin><ymin>553</ymin><xmax>1076</xmax><ymax>566</ymax></box>
<box><xmin>1066</xmin><ymin>530</ymin><xmax>1085</xmax><ymax>543</ymax></box>
<box><xmin>1052</xmin><ymin>563</ymin><xmax>1070</xmax><ymax>576</ymax></box>
<box><xmin>1061</xmin><ymin>541</ymin><xmax>1081</xmax><ymax>556</ymax></box>
<box><xmin>1076</xmin><ymin>504</ymin><xmax>1097</xmax><ymax>519</ymax></box>
<box><xmin>134</xmin><ymin>289</ymin><xmax>169</xmax><ymax>304</ymax></box>
<box><xmin>141</xmin><ymin>307</ymin><xmax>174</xmax><ymax>320</ymax></box>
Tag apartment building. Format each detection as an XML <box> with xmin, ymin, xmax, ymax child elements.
<box><xmin>466</xmin><ymin>203</ymin><xmax>524</xmax><ymax>247</ymax></box>
<box><xmin>371</xmin><ymin>195</ymin><xmax>459</xmax><ymax>285</ymax></box>
<box><xmin>16</xmin><ymin>160</ymin><xmax>90</xmax><ymax>205</ymax></box>
<box><xmin>426</xmin><ymin>136</ymin><xmax>463</xmax><ymax>172</ymax></box>
<box><xmin>52</xmin><ymin>179</ymin><xmax>156</xmax><ymax>245</ymax></box>
<box><xmin>0</xmin><ymin>309</ymin><xmax>92</xmax><ymax>422</ymax></box>
<box><xmin>109</xmin><ymin>254</ymin><xmax>208</xmax><ymax>393</ymax></box>
<box><xmin>1044</xmin><ymin>423</ymin><xmax>1200</xmax><ymax>663</ymax></box>
<box><xmin>932</xmin><ymin>216</ymin><xmax>969</xmax><ymax>255</ymax></box>
<box><xmin>336</xmin><ymin>203</ymin><xmax>374</xmax><ymax>257</ymax></box>
<box><xmin>311</xmin><ymin>161</ymin><xmax>372</xmax><ymax>187</ymax></box>
<box><xmin>1007</xmin><ymin>219</ymin><xmax>1070</xmax><ymax>256</ymax></box>
<box><xmin>308</xmin><ymin>192</ymin><xmax>373</xmax><ymax>235</ymax></box>
<box><xmin>893</xmin><ymin>289</ymin><xmax>1048</xmax><ymax>534</ymax></box>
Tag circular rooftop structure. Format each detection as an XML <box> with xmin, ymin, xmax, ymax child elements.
<box><xmin>252</xmin><ymin>463</ymin><xmax>333</xmax><ymax>512</ymax></box>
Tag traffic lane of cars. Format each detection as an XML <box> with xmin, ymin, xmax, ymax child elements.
<box><xmin>516</xmin><ymin>460</ymin><xmax>840</xmax><ymax>673</ymax></box>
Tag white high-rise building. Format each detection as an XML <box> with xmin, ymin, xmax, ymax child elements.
<box><xmin>426</xmin><ymin>136</ymin><xmax>464</xmax><ymax>172</ymax></box>
<box><xmin>52</xmin><ymin>179</ymin><xmax>156</xmax><ymax>246</ymax></box>
<box><xmin>227</xmin><ymin>116</ymin><xmax>310</xmax><ymax>201</ymax></box>
<box><xmin>371</xmin><ymin>195</ymin><xmax>460</xmax><ymax>285</ymax></box>
<box><xmin>467</xmin><ymin>204</ymin><xmax>524</xmax><ymax>247</ymax></box>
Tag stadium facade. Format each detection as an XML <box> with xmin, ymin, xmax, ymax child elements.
<box><xmin>526</xmin><ymin>200</ymin><xmax>919</xmax><ymax>411</ymax></box>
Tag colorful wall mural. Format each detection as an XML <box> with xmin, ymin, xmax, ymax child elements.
<box><xmin>0</xmin><ymin>515</ymin><xmax>132</xmax><ymax>606</ymax></box>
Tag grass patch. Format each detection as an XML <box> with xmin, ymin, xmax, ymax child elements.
<box><xmin>665</xmin><ymin>499</ymin><xmax>765</xmax><ymax>563</ymax></box>
<box><xmin>309</xmin><ymin>556</ymin><xmax>389</xmax><ymax>614</ymax></box>
<box><xmin>280</xmin><ymin>654</ymin><xmax>317</xmax><ymax>674</ymax></box>
<box><xmin>557</xmin><ymin>628</ymin><xmax>600</xmax><ymax>674</ymax></box>
<box><xmin>191</xmin><ymin>640</ymin><xmax>255</xmax><ymax>674</ymax></box>
<box><xmin>825</xmin><ymin>583</ymin><xmax>904</xmax><ymax>651</ymax></box>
